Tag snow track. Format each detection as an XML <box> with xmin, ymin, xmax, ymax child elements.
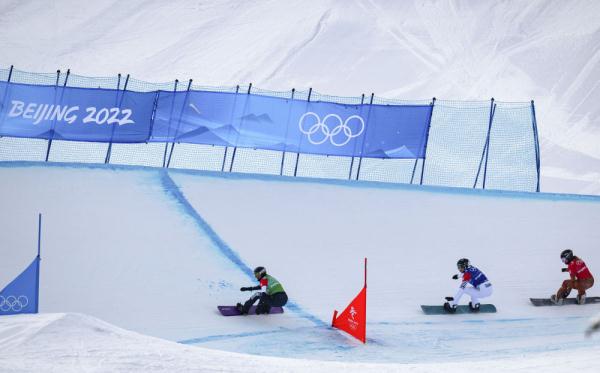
<box><xmin>1</xmin><ymin>162</ymin><xmax>600</xmax><ymax>367</ymax></box>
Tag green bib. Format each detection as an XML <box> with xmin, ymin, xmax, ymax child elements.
<box><xmin>265</xmin><ymin>274</ymin><xmax>285</xmax><ymax>295</ymax></box>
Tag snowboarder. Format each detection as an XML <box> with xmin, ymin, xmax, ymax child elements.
<box><xmin>551</xmin><ymin>249</ymin><xmax>594</xmax><ymax>305</ymax></box>
<box><xmin>444</xmin><ymin>258</ymin><xmax>493</xmax><ymax>313</ymax></box>
<box><xmin>236</xmin><ymin>266</ymin><xmax>288</xmax><ymax>315</ymax></box>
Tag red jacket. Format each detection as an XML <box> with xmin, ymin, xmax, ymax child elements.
<box><xmin>568</xmin><ymin>257</ymin><xmax>593</xmax><ymax>280</ymax></box>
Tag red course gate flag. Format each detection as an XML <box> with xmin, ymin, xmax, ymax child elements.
<box><xmin>331</xmin><ymin>258</ymin><xmax>367</xmax><ymax>343</ymax></box>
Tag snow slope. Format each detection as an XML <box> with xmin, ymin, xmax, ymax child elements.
<box><xmin>1</xmin><ymin>312</ymin><xmax>600</xmax><ymax>373</ymax></box>
<box><xmin>1</xmin><ymin>162</ymin><xmax>600</xmax><ymax>370</ymax></box>
<box><xmin>0</xmin><ymin>313</ymin><xmax>389</xmax><ymax>373</ymax></box>
<box><xmin>0</xmin><ymin>0</ymin><xmax>599</xmax><ymax>194</ymax></box>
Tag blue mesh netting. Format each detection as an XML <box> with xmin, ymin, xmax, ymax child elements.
<box><xmin>0</xmin><ymin>66</ymin><xmax>539</xmax><ymax>192</ymax></box>
<box><xmin>423</xmin><ymin>101</ymin><xmax>492</xmax><ymax>188</ymax></box>
<box><xmin>485</xmin><ymin>102</ymin><xmax>537</xmax><ymax>191</ymax></box>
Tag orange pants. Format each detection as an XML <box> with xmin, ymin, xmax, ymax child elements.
<box><xmin>556</xmin><ymin>277</ymin><xmax>594</xmax><ymax>299</ymax></box>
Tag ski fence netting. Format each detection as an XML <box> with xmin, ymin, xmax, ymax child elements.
<box><xmin>0</xmin><ymin>66</ymin><xmax>540</xmax><ymax>192</ymax></box>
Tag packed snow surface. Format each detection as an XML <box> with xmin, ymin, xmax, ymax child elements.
<box><xmin>1</xmin><ymin>312</ymin><xmax>600</xmax><ymax>373</ymax></box>
<box><xmin>1</xmin><ymin>163</ymin><xmax>600</xmax><ymax>371</ymax></box>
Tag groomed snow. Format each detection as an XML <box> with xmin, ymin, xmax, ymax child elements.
<box><xmin>1</xmin><ymin>163</ymin><xmax>600</xmax><ymax>371</ymax></box>
<box><xmin>1</xmin><ymin>312</ymin><xmax>600</xmax><ymax>373</ymax></box>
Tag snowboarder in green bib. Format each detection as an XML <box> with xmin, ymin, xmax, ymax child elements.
<box><xmin>237</xmin><ymin>266</ymin><xmax>288</xmax><ymax>315</ymax></box>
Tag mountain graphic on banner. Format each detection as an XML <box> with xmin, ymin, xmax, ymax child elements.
<box><xmin>383</xmin><ymin>146</ymin><xmax>417</xmax><ymax>158</ymax></box>
<box><xmin>176</xmin><ymin>125</ymin><xmax>241</xmax><ymax>146</ymax></box>
<box><xmin>0</xmin><ymin>256</ymin><xmax>40</xmax><ymax>316</ymax></box>
<box><xmin>238</xmin><ymin>113</ymin><xmax>274</xmax><ymax>124</ymax></box>
<box><xmin>364</xmin><ymin>146</ymin><xmax>417</xmax><ymax>159</ymax></box>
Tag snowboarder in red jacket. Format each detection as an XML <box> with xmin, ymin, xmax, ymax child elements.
<box><xmin>551</xmin><ymin>249</ymin><xmax>594</xmax><ymax>305</ymax></box>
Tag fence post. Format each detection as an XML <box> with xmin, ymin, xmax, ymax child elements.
<box><xmin>482</xmin><ymin>99</ymin><xmax>497</xmax><ymax>189</ymax></box>
<box><xmin>531</xmin><ymin>100</ymin><xmax>541</xmax><ymax>192</ymax></box>
<box><xmin>473</xmin><ymin>98</ymin><xmax>495</xmax><ymax>188</ymax></box>
<box><xmin>409</xmin><ymin>159</ymin><xmax>419</xmax><ymax>184</ymax></box>
<box><xmin>355</xmin><ymin>93</ymin><xmax>374</xmax><ymax>180</ymax></box>
<box><xmin>45</xmin><ymin>69</ymin><xmax>70</xmax><ymax>162</ymax></box>
<box><xmin>418</xmin><ymin>97</ymin><xmax>436</xmax><ymax>185</ymax></box>
<box><xmin>221</xmin><ymin>85</ymin><xmax>240</xmax><ymax>171</ymax></box>
<box><xmin>166</xmin><ymin>79</ymin><xmax>193</xmax><ymax>168</ymax></box>
<box><xmin>162</xmin><ymin>79</ymin><xmax>179</xmax><ymax>167</ymax></box>
<box><xmin>0</xmin><ymin>65</ymin><xmax>15</xmax><ymax>128</ymax></box>
<box><xmin>294</xmin><ymin>87</ymin><xmax>312</xmax><ymax>177</ymax></box>
<box><xmin>279</xmin><ymin>88</ymin><xmax>295</xmax><ymax>176</ymax></box>
<box><xmin>105</xmin><ymin>74</ymin><xmax>130</xmax><ymax>164</ymax></box>
<box><xmin>229</xmin><ymin>83</ymin><xmax>252</xmax><ymax>172</ymax></box>
<box><xmin>348</xmin><ymin>93</ymin><xmax>366</xmax><ymax>180</ymax></box>
<box><xmin>410</xmin><ymin>98</ymin><xmax>435</xmax><ymax>184</ymax></box>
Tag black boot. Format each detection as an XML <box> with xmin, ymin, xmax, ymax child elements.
<box><xmin>236</xmin><ymin>303</ymin><xmax>246</xmax><ymax>314</ymax></box>
<box><xmin>256</xmin><ymin>303</ymin><xmax>271</xmax><ymax>315</ymax></box>
<box><xmin>469</xmin><ymin>302</ymin><xmax>480</xmax><ymax>312</ymax></box>
<box><xmin>240</xmin><ymin>294</ymin><xmax>260</xmax><ymax>315</ymax></box>
<box><xmin>443</xmin><ymin>302</ymin><xmax>457</xmax><ymax>314</ymax></box>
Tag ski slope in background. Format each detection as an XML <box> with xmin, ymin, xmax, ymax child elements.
<box><xmin>1</xmin><ymin>0</ymin><xmax>599</xmax><ymax>194</ymax></box>
<box><xmin>1</xmin><ymin>162</ymin><xmax>600</xmax><ymax>370</ymax></box>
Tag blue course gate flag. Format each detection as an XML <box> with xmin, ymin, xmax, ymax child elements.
<box><xmin>0</xmin><ymin>256</ymin><xmax>40</xmax><ymax>316</ymax></box>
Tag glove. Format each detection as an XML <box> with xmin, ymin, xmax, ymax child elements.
<box><xmin>561</xmin><ymin>268</ymin><xmax>568</xmax><ymax>272</ymax></box>
<box><xmin>240</xmin><ymin>287</ymin><xmax>251</xmax><ymax>291</ymax></box>
<box><xmin>452</xmin><ymin>274</ymin><xmax>459</xmax><ymax>280</ymax></box>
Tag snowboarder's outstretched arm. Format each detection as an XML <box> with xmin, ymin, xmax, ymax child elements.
<box><xmin>240</xmin><ymin>277</ymin><xmax>269</xmax><ymax>292</ymax></box>
<box><xmin>240</xmin><ymin>285</ymin><xmax>261</xmax><ymax>291</ymax></box>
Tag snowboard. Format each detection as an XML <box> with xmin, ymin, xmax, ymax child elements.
<box><xmin>421</xmin><ymin>304</ymin><xmax>497</xmax><ymax>314</ymax></box>
<box><xmin>529</xmin><ymin>296</ymin><xmax>600</xmax><ymax>306</ymax></box>
<box><xmin>217</xmin><ymin>305</ymin><xmax>284</xmax><ymax>316</ymax></box>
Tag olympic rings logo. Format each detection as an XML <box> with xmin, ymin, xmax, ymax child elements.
<box><xmin>298</xmin><ymin>112</ymin><xmax>365</xmax><ymax>147</ymax></box>
<box><xmin>0</xmin><ymin>295</ymin><xmax>29</xmax><ymax>312</ymax></box>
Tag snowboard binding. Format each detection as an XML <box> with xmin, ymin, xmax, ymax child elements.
<box><xmin>236</xmin><ymin>302</ymin><xmax>248</xmax><ymax>315</ymax></box>
<box><xmin>550</xmin><ymin>294</ymin><xmax>564</xmax><ymax>305</ymax></box>
<box><xmin>443</xmin><ymin>302</ymin><xmax>457</xmax><ymax>314</ymax></box>
<box><xmin>469</xmin><ymin>302</ymin><xmax>480</xmax><ymax>312</ymax></box>
<box><xmin>255</xmin><ymin>302</ymin><xmax>271</xmax><ymax>315</ymax></box>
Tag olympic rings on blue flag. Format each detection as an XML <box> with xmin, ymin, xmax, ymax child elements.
<box><xmin>298</xmin><ymin>112</ymin><xmax>365</xmax><ymax>147</ymax></box>
<box><xmin>0</xmin><ymin>295</ymin><xmax>29</xmax><ymax>312</ymax></box>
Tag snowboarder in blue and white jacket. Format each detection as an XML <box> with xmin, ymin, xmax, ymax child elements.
<box><xmin>444</xmin><ymin>258</ymin><xmax>493</xmax><ymax>313</ymax></box>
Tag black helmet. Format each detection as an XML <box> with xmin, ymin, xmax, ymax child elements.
<box><xmin>253</xmin><ymin>266</ymin><xmax>266</xmax><ymax>279</ymax></box>
<box><xmin>560</xmin><ymin>249</ymin><xmax>574</xmax><ymax>264</ymax></box>
<box><xmin>457</xmin><ymin>258</ymin><xmax>470</xmax><ymax>272</ymax></box>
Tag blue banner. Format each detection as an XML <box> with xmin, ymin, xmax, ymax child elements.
<box><xmin>0</xmin><ymin>81</ymin><xmax>433</xmax><ymax>158</ymax></box>
<box><xmin>151</xmin><ymin>91</ymin><xmax>433</xmax><ymax>158</ymax></box>
<box><xmin>0</xmin><ymin>257</ymin><xmax>40</xmax><ymax>316</ymax></box>
<box><xmin>0</xmin><ymin>82</ymin><xmax>155</xmax><ymax>142</ymax></box>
